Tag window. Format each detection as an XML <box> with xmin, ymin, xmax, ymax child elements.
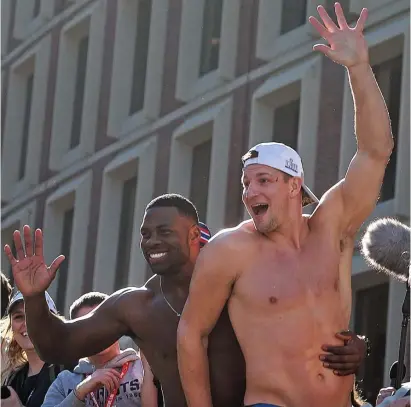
<box><xmin>280</xmin><ymin>0</ymin><xmax>307</xmax><ymax>35</ymax></box>
<box><xmin>114</xmin><ymin>176</ymin><xmax>137</xmax><ymax>290</ymax></box>
<box><xmin>107</xmin><ymin>0</ymin><xmax>167</xmax><ymax>137</ymax></box>
<box><xmin>248</xmin><ymin>58</ymin><xmax>322</xmax><ymax>201</ymax></box>
<box><xmin>199</xmin><ymin>0</ymin><xmax>223</xmax><ymax>76</ymax></box>
<box><xmin>168</xmin><ymin>98</ymin><xmax>232</xmax><ymax>232</ymax></box>
<box><xmin>42</xmin><ymin>172</ymin><xmax>92</xmax><ymax>313</ymax></box>
<box><xmin>190</xmin><ymin>140</ymin><xmax>212</xmax><ymax>220</ymax></box>
<box><xmin>49</xmin><ymin>3</ymin><xmax>106</xmax><ymax>171</ymax></box>
<box><xmin>18</xmin><ymin>74</ymin><xmax>34</xmax><ymax>180</ymax></box>
<box><xmin>272</xmin><ymin>99</ymin><xmax>300</xmax><ymax>149</ymax></box>
<box><xmin>129</xmin><ymin>0</ymin><xmax>152</xmax><ymax>115</ymax></box>
<box><xmin>70</xmin><ymin>36</ymin><xmax>89</xmax><ymax>149</ymax></box>
<box><xmin>94</xmin><ymin>140</ymin><xmax>157</xmax><ymax>292</ymax></box>
<box><xmin>176</xmin><ymin>0</ymin><xmax>240</xmax><ymax>102</ymax></box>
<box><xmin>354</xmin><ymin>283</ymin><xmax>389</xmax><ymax>403</ymax></box>
<box><xmin>56</xmin><ymin>208</ymin><xmax>74</xmax><ymax>311</ymax></box>
<box><xmin>2</xmin><ymin>35</ymin><xmax>51</xmax><ymax>202</ymax></box>
<box><xmin>373</xmin><ymin>55</ymin><xmax>402</xmax><ymax>202</ymax></box>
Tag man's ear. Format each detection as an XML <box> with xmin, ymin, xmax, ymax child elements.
<box><xmin>289</xmin><ymin>177</ymin><xmax>303</xmax><ymax>198</ymax></box>
<box><xmin>189</xmin><ymin>225</ymin><xmax>201</xmax><ymax>245</ymax></box>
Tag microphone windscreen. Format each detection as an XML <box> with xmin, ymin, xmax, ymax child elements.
<box><xmin>361</xmin><ymin>218</ymin><xmax>410</xmax><ymax>282</ymax></box>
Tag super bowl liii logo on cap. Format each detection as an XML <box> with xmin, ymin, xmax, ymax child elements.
<box><xmin>285</xmin><ymin>158</ymin><xmax>298</xmax><ymax>174</ymax></box>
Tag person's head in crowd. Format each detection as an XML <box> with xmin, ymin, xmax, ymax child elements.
<box><xmin>69</xmin><ymin>291</ymin><xmax>120</xmax><ymax>360</ymax></box>
<box><xmin>0</xmin><ymin>290</ymin><xmax>62</xmax><ymax>406</ymax></box>
<box><xmin>69</xmin><ymin>291</ymin><xmax>108</xmax><ymax>320</ymax></box>
<box><xmin>1</xmin><ymin>290</ymin><xmax>58</xmax><ymax>381</ymax></box>
<box><xmin>141</xmin><ymin>194</ymin><xmax>211</xmax><ymax>276</ymax></box>
<box><xmin>1</xmin><ymin>272</ymin><xmax>12</xmax><ymax>317</ymax></box>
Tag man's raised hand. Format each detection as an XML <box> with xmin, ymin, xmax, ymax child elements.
<box><xmin>4</xmin><ymin>225</ymin><xmax>65</xmax><ymax>297</ymax></box>
<box><xmin>309</xmin><ymin>2</ymin><xmax>369</xmax><ymax>68</ymax></box>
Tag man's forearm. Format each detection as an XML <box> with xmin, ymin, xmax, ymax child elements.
<box><xmin>348</xmin><ymin>63</ymin><xmax>394</xmax><ymax>156</ymax></box>
<box><xmin>177</xmin><ymin>332</ymin><xmax>213</xmax><ymax>407</ymax></box>
<box><xmin>24</xmin><ymin>294</ymin><xmax>70</xmax><ymax>363</ymax></box>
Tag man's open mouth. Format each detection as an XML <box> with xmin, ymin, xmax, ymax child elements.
<box><xmin>251</xmin><ymin>203</ymin><xmax>269</xmax><ymax>216</ymax></box>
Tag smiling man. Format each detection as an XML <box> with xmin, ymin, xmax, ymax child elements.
<box><xmin>177</xmin><ymin>3</ymin><xmax>393</xmax><ymax>407</ymax></box>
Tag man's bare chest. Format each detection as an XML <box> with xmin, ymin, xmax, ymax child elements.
<box><xmin>235</xmin><ymin>242</ymin><xmax>341</xmax><ymax>311</ymax></box>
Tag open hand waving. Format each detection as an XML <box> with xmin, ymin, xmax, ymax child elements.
<box><xmin>309</xmin><ymin>2</ymin><xmax>369</xmax><ymax>68</ymax></box>
<box><xmin>4</xmin><ymin>225</ymin><xmax>65</xmax><ymax>297</ymax></box>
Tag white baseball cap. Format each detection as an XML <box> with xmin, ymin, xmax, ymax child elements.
<box><xmin>242</xmin><ymin>142</ymin><xmax>319</xmax><ymax>207</ymax></box>
<box><xmin>7</xmin><ymin>290</ymin><xmax>58</xmax><ymax>315</ymax></box>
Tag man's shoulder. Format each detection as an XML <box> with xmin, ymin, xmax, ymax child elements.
<box><xmin>202</xmin><ymin>220</ymin><xmax>257</xmax><ymax>260</ymax></box>
<box><xmin>212</xmin><ymin>220</ymin><xmax>256</xmax><ymax>244</ymax></box>
<box><xmin>110</xmin><ymin>286</ymin><xmax>155</xmax><ymax>312</ymax></box>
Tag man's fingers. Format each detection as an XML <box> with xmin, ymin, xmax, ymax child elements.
<box><xmin>13</xmin><ymin>230</ymin><xmax>26</xmax><ymax>261</ymax></box>
<box><xmin>34</xmin><ymin>229</ymin><xmax>44</xmax><ymax>258</ymax></box>
<box><xmin>355</xmin><ymin>8</ymin><xmax>368</xmax><ymax>32</ymax></box>
<box><xmin>317</xmin><ymin>5</ymin><xmax>339</xmax><ymax>32</ymax></box>
<box><xmin>323</xmin><ymin>361</ymin><xmax>358</xmax><ymax>370</ymax></box>
<box><xmin>335</xmin><ymin>331</ymin><xmax>354</xmax><ymax>341</ymax></box>
<box><xmin>107</xmin><ymin>369</ymin><xmax>121</xmax><ymax>378</ymax></box>
<box><xmin>103</xmin><ymin>373</ymin><xmax>119</xmax><ymax>392</ymax></box>
<box><xmin>308</xmin><ymin>16</ymin><xmax>329</xmax><ymax>40</ymax></box>
<box><xmin>334</xmin><ymin>2</ymin><xmax>348</xmax><ymax>28</ymax></box>
<box><xmin>4</xmin><ymin>245</ymin><xmax>17</xmax><ymax>266</ymax></box>
<box><xmin>321</xmin><ymin>344</ymin><xmax>354</xmax><ymax>355</ymax></box>
<box><xmin>23</xmin><ymin>225</ymin><xmax>33</xmax><ymax>257</ymax></box>
<box><xmin>320</xmin><ymin>353</ymin><xmax>360</xmax><ymax>363</ymax></box>
<box><xmin>49</xmin><ymin>255</ymin><xmax>65</xmax><ymax>277</ymax></box>
<box><xmin>331</xmin><ymin>366</ymin><xmax>357</xmax><ymax>376</ymax></box>
<box><xmin>335</xmin><ymin>332</ymin><xmax>355</xmax><ymax>345</ymax></box>
<box><xmin>101</xmin><ymin>377</ymin><xmax>115</xmax><ymax>393</ymax></box>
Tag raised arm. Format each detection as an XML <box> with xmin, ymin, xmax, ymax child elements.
<box><xmin>177</xmin><ymin>234</ymin><xmax>238</xmax><ymax>407</ymax></box>
<box><xmin>310</xmin><ymin>4</ymin><xmax>393</xmax><ymax>235</ymax></box>
<box><xmin>4</xmin><ymin>226</ymin><xmax>135</xmax><ymax>364</ymax></box>
<box><xmin>24</xmin><ymin>289</ymin><xmax>133</xmax><ymax>364</ymax></box>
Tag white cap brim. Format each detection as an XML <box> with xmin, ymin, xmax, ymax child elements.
<box><xmin>7</xmin><ymin>291</ymin><xmax>58</xmax><ymax>315</ymax></box>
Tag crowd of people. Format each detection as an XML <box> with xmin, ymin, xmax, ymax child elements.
<box><xmin>0</xmin><ymin>3</ymin><xmax>410</xmax><ymax>407</ymax></box>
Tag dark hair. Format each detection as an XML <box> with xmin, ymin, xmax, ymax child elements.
<box><xmin>69</xmin><ymin>292</ymin><xmax>108</xmax><ymax>320</ymax></box>
<box><xmin>146</xmin><ymin>194</ymin><xmax>199</xmax><ymax>224</ymax></box>
<box><xmin>1</xmin><ymin>272</ymin><xmax>12</xmax><ymax>317</ymax></box>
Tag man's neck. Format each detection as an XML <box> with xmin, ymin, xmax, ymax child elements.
<box><xmin>89</xmin><ymin>347</ymin><xmax>121</xmax><ymax>369</ymax></box>
<box><xmin>26</xmin><ymin>349</ymin><xmax>45</xmax><ymax>376</ymax></box>
<box><xmin>265</xmin><ymin>213</ymin><xmax>307</xmax><ymax>249</ymax></box>
<box><xmin>159</xmin><ymin>266</ymin><xmax>193</xmax><ymax>297</ymax></box>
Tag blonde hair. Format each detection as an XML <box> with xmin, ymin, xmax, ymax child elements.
<box><xmin>1</xmin><ymin>315</ymin><xmax>27</xmax><ymax>384</ymax></box>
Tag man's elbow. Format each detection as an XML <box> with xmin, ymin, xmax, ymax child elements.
<box><xmin>360</xmin><ymin>135</ymin><xmax>393</xmax><ymax>161</ymax></box>
<box><xmin>378</xmin><ymin>132</ymin><xmax>394</xmax><ymax>159</ymax></box>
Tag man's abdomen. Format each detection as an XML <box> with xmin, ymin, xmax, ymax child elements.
<box><xmin>230</xmin><ymin>288</ymin><xmax>353</xmax><ymax>407</ymax></box>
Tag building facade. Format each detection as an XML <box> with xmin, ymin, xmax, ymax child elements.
<box><xmin>1</xmin><ymin>0</ymin><xmax>410</xmax><ymax>399</ymax></box>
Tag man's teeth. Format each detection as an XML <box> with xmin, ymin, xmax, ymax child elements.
<box><xmin>150</xmin><ymin>253</ymin><xmax>167</xmax><ymax>259</ymax></box>
<box><xmin>22</xmin><ymin>333</ymin><xmax>28</xmax><ymax>337</ymax></box>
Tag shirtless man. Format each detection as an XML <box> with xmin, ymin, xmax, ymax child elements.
<box><xmin>177</xmin><ymin>4</ymin><xmax>393</xmax><ymax>407</ymax></box>
<box><xmin>5</xmin><ymin>194</ymin><xmax>365</xmax><ymax>406</ymax></box>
